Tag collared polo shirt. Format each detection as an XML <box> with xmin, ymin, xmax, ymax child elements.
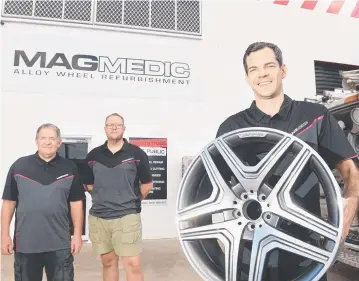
<box><xmin>217</xmin><ymin>95</ymin><xmax>357</xmax><ymax>169</ymax></box>
<box><xmin>2</xmin><ymin>152</ymin><xmax>85</xmax><ymax>254</ymax></box>
<box><xmin>83</xmin><ymin>138</ymin><xmax>152</xmax><ymax>219</ymax></box>
<box><xmin>217</xmin><ymin>94</ymin><xmax>357</xmax><ymax>219</ymax></box>
<box><xmin>216</xmin><ymin>94</ymin><xmax>357</xmax><ymax>281</ymax></box>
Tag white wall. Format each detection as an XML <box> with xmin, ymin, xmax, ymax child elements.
<box><xmin>1</xmin><ymin>1</ymin><xmax>359</xmax><ymax>239</ymax></box>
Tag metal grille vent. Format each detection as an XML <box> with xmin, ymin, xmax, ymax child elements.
<box><xmin>124</xmin><ymin>0</ymin><xmax>149</xmax><ymax>27</ymax></box>
<box><xmin>96</xmin><ymin>0</ymin><xmax>123</xmax><ymax>24</ymax></box>
<box><xmin>177</xmin><ymin>0</ymin><xmax>200</xmax><ymax>33</ymax></box>
<box><xmin>3</xmin><ymin>0</ymin><xmax>33</xmax><ymax>16</ymax></box>
<box><xmin>151</xmin><ymin>0</ymin><xmax>175</xmax><ymax>30</ymax></box>
<box><xmin>34</xmin><ymin>0</ymin><xmax>63</xmax><ymax>19</ymax></box>
<box><xmin>2</xmin><ymin>0</ymin><xmax>202</xmax><ymax>36</ymax></box>
<box><xmin>64</xmin><ymin>0</ymin><xmax>92</xmax><ymax>22</ymax></box>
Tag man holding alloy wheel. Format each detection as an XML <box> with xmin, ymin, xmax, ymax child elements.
<box><xmin>216</xmin><ymin>42</ymin><xmax>359</xmax><ymax>281</ymax></box>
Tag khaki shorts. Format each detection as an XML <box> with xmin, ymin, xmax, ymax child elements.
<box><xmin>88</xmin><ymin>213</ymin><xmax>142</xmax><ymax>257</ymax></box>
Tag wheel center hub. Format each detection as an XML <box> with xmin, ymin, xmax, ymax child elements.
<box><xmin>244</xmin><ymin>200</ymin><xmax>262</xmax><ymax>221</ymax></box>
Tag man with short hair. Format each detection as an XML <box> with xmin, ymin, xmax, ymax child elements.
<box><xmin>1</xmin><ymin>123</ymin><xmax>85</xmax><ymax>281</ymax></box>
<box><xmin>84</xmin><ymin>113</ymin><xmax>153</xmax><ymax>281</ymax></box>
<box><xmin>217</xmin><ymin>42</ymin><xmax>359</xmax><ymax>281</ymax></box>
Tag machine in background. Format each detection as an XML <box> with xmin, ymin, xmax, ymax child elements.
<box><xmin>306</xmin><ymin>68</ymin><xmax>359</xmax><ymax>268</ymax></box>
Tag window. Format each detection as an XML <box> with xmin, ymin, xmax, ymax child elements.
<box><xmin>2</xmin><ymin>0</ymin><xmax>202</xmax><ymax>37</ymax></box>
<box><xmin>58</xmin><ymin>142</ymin><xmax>88</xmax><ymax>160</ymax></box>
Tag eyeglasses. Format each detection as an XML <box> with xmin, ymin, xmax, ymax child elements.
<box><xmin>106</xmin><ymin>124</ymin><xmax>124</xmax><ymax>129</ymax></box>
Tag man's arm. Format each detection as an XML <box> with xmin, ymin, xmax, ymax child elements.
<box><xmin>82</xmin><ymin>154</ymin><xmax>95</xmax><ymax>192</ymax></box>
<box><xmin>1</xmin><ymin>163</ymin><xmax>18</xmax><ymax>255</ymax></box>
<box><xmin>317</xmin><ymin>106</ymin><xmax>359</xmax><ymax>240</ymax></box>
<box><xmin>336</xmin><ymin>159</ymin><xmax>359</xmax><ymax>240</ymax></box>
<box><xmin>69</xmin><ymin>168</ymin><xmax>86</xmax><ymax>236</ymax></box>
<box><xmin>1</xmin><ymin>201</ymin><xmax>16</xmax><ymax>254</ymax></box>
<box><xmin>1</xmin><ymin>200</ymin><xmax>16</xmax><ymax>235</ymax></box>
<box><xmin>68</xmin><ymin>166</ymin><xmax>86</xmax><ymax>254</ymax></box>
<box><xmin>70</xmin><ymin>200</ymin><xmax>84</xmax><ymax>238</ymax></box>
<box><xmin>137</xmin><ymin>149</ymin><xmax>153</xmax><ymax>200</ymax></box>
<box><xmin>337</xmin><ymin>159</ymin><xmax>359</xmax><ymax>199</ymax></box>
<box><xmin>69</xmin><ymin>200</ymin><xmax>83</xmax><ymax>255</ymax></box>
<box><xmin>318</xmin><ymin>108</ymin><xmax>358</xmax><ymax>169</ymax></box>
<box><xmin>141</xmin><ymin>182</ymin><xmax>153</xmax><ymax>200</ymax></box>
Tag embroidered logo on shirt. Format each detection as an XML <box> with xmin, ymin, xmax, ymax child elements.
<box><xmin>292</xmin><ymin>115</ymin><xmax>324</xmax><ymax>136</ymax></box>
<box><xmin>122</xmin><ymin>158</ymin><xmax>134</xmax><ymax>162</ymax></box>
<box><xmin>56</xmin><ymin>174</ymin><xmax>69</xmax><ymax>180</ymax></box>
<box><xmin>291</xmin><ymin>121</ymin><xmax>309</xmax><ymax>135</ymax></box>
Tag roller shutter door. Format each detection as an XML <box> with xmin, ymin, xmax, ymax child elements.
<box><xmin>314</xmin><ymin>61</ymin><xmax>359</xmax><ymax>94</ymax></box>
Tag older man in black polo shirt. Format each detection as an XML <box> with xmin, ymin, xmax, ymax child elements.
<box><xmin>217</xmin><ymin>42</ymin><xmax>359</xmax><ymax>281</ymax></box>
<box><xmin>1</xmin><ymin>123</ymin><xmax>85</xmax><ymax>281</ymax></box>
<box><xmin>84</xmin><ymin>113</ymin><xmax>153</xmax><ymax>281</ymax></box>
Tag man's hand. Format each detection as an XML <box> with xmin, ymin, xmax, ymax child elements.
<box><xmin>336</xmin><ymin>159</ymin><xmax>359</xmax><ymax>242</ymax></box>
<box><xmin>84</xmin><ymin>184</ymin><xmax>93</xmax><ymax>192</ymax></box>
<box><xmin>1</xmin><ymin>234</ymin><xmax>13</xmax><ymax>255</ymax></box>
<box><xmin>69</xmin><ymin>199</ymin><xmax>84</xmax><ymax>255</ymax></box>
<box><xmin>341</xmin><ymin>197</ymin><xmax>359</xmax><ymax>242</ymax></box>
<box><xmin>71</xmin><ymin>235</ymin><xmax>83</xmax><ymax>255</ymax></box>
<box><xmin>1</xmin><ymin>200</ymin><xmax>16</xmax><ymax>255</ymax></box>
<box><xmin>140</xmin><ymin>182</ymin><xmax>153</xmax><ymax>201</ymax></box>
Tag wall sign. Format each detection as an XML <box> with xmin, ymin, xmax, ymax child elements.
<box><xmin>12</xmin><ymin>50</ymin><xmax>191</xmax><ymax>86</ymax></box>
<box><xmin>129</xmin><ymin>137</ymin><xmax>167</xmax><ymax>205</ymax></box>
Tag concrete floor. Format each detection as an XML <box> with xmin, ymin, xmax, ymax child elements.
<box><xmin>1</xmin><ymin>239</ymin><xmax>358</xmax><ymax>281</ymax></box>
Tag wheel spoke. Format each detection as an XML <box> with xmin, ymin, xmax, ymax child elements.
<box><xmin>253</xmin><ymin>136</ymin><xmax>294</xmax><ymax>181</ymax></box>
<box><xmin>215</xmin><ymin>136</ymin><xmax>294</xmax><ymax>193</ymax></box>
<box><xmin>272</xmin><ymin>200</ymin><xmax>339</xmax><ymax>241</ymax></box>
<box><xmin>248</xmin><ymin>224</ymin><xmax>332</xmax><ymax>281</ymax></box>
<box><xmin>180</xmin><ymin>219</ymin><xmax>240</xmax><ymax>241</ymax></box>
<box><xmin>215</xmin><ymin>138</ymin><xmax>248</xmax><ymax>182</ymax></box>
<box><xmin>181</xmin><ymin>222</ymin><xmax>245</xmax><ymax>281</ymax></box>
<box><xmin>265</xmin><ymin>148</ymin><xmax>339</xmax><ymax>240</ymax></box>
<box><xmin>178</xmin><ymin>149</ymin><xmax>238</xmax><ymax>222</ymax></box>
<box><xmin>267</xmin><ymin>146</ymin><xmax>311</xmax><ymax>202</ymax></box>
<box><xmin>247</xmin><ymin>226</ymin><xmax>269</xmax><ymax>281</ymax></box>
<box><xmin>177</xmin><ymin>200</ymin><xmax>228</xmax><ymax>222</ymax></box>
<box><xmin>201</xmin><ymin>149</ymin><xmax>232</xmax><ymax>196</ymax></box>
<box><xmin>226</xmin><ymin>235</ymin><xmax>243</xmax><ymax>281</ymax></box>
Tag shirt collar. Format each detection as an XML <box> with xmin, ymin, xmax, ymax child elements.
<box><xmin>102</xmin><ymin>138</ymin><xmax>130</xmax><ymax>153</ymax></box>
<box><xmin>248</xmin><ymin>94</ymin><xmax>293</xmax><ymax>122</ymax></box>
<box><xmin>35</xmin><ymin>151</ymin><xmax>59</xmax><ymax>166</ymax></box>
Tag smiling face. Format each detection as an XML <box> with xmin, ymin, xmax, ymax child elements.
<box><xmin>245</xmin><ymin>47</ymin><xmax>287</xmax><ymax>100</ymax></box>
<box><xmin>36</xmin><ymin>127</ymin><xmax>61</xmax><ymax>158</ymax></box>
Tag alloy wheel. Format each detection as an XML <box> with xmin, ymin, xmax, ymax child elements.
<box><xmin>176</xmin><ymin>127</ymin><xmax>343</xmax><ymax>281</ymax></box>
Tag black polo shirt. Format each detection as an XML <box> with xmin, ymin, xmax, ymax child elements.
<box><xmin>83</xmin><ymin>138</ymin><xmax>152</xmax><ymax>219</ymax></box>
<box><xmin>216</xmin><ymin>94</ymin><xmax>356</xmax><ymax>220</ymax></box>
<box><xmin>217</xmin><ymin>95</ymin><xmax>357</xmax><ymax>168</ymax></box>
<box><xmin>2</xmin><ymin>152</ymin><xmax>85</xmax><ymax>253</ymax></box>
<box><xmin>216</xmin><ymin>95</ymin><xmax>357</xmax><ymax>280</ymax></box>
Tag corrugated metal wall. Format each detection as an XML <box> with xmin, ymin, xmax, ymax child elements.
<box><xmin>314</xmin><ymin>61</ymin><xmax>359</xmax><ymax>94</ymax></box>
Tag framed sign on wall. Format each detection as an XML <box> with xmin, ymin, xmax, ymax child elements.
<box><xmin>129</xmin><ymin>137</ymin><xmax>168</xmax><ymax>205</ymax></box>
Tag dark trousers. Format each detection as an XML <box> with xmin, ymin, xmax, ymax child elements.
<box><xmin>14</xmin><ymin>248</ymin><xmax>74</xmax><ymax>281</ymax></box>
